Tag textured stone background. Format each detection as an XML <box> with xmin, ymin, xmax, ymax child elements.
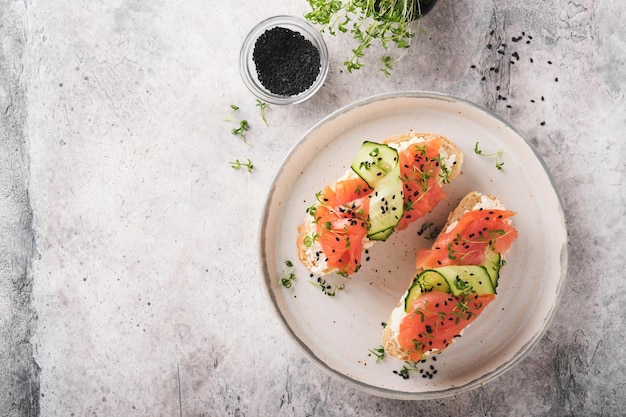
<box><xmin>0</xmin><ymin>0</ymin><xmax>624</xmax><ymax>416</ymax></box>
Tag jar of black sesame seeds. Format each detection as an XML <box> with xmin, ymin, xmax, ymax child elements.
<box><xmin>239</xmin><ymin>15</ymin><xmax>329</xmax><ymax>105</ymax></box>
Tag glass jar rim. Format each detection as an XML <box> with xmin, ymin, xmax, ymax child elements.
<box><xmin>239</xmin><ymin>15</ymin><xmax>329</xmax><ymax>105</ymax></box>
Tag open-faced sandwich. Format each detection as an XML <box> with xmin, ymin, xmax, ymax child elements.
<box><xmin>297</xmin><ymin>132</ymin><xmax>464</xmax><ymax>276</ymax></box>
<box><xmin>383</xmin><ymin>191</ymin><xmax>518</xmax><ymax>360</ymax></box>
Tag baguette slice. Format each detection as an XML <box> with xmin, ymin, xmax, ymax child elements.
<box><xmin>383</xmin><ymin>191</ymin><xmax>518</xmax><ymax>360</ymax></box>
<box><xmin>297</xmin><ymin>132</ymin><xmax>463</xmax><ymax>277</ymax></box>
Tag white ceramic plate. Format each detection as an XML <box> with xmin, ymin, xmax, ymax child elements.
<box><xmin>260</xmin><ymin>92</ymin><xmax>568</xmax><ymax>399</ymax></box>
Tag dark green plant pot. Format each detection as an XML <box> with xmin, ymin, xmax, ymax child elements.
<box><xmin>373</xmin><ymin>0</ymin><xmax>438</xmax><ymax>19</ymax></box>
<box><xmin>418</xmin><ymin>0</ymin><xmax>437</xmax><ymax>16</ymax></box>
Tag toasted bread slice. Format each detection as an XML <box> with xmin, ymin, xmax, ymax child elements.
<box><xmin>297</xmin><ymin>132</ymin><xmax>463</xmax><ymax>277</ymax></box>
<box><xmin>382</xmin><ymin>192</ymin><xmax>514</xmax><ymax>360</ymax></box>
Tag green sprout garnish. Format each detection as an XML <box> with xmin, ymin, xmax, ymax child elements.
<box><xmin>474</xmin><ymin>141</ymin><xmax>504</xmax><ymax>170</ymax></box>
<box><xmin>280</xmin><ymin>260</ymin><xmax>296</xmax><ymax>288</ymax></box>
<box><xmin>369</xmin><ymin>346</ymin><xmax>386</xmax><ymax>363</ymax></box>
<box><xmin>417</xmin><ymin>222</ymin><xmax>440</xmax><ymax>241</ymax></box>
<box><xmin>225</xmin><ymin>104</ymin><xmax>251</xmax><ymax>145</ymax></box>
<box><xmin>310</xmin><ymin>276</ymin><xmax>345</xmax><ymax>296</ymax></box>
<box><xmin>305</xmin><ymin>0</ymin><xmax>428</xmax><ymax>76</ymax></box>
<box><xmin>256</xmin><ymin>99</ymin><xmax>269</xmax><ymax>126</ymax></box>
<box><xmin>228</xmin><ymin>158</ymin><xmax>254</xmax><ymax>172</ymax></box>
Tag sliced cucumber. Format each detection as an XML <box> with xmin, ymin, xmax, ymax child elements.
<box><xmin>351</xmin><ymin>141</ymin><xmax>399</xmax><ymax>188</ymax></box>
<box><xmin>434</xmin><ymin>265</ymin><xmax>496</xmax><ymax>296</ymax></box>
<box><xmin>483</xmin><ymin>250</ymin><xmax>502</xmax><ymax>287</ymax></box>
<box><xmin>404</xmin><ymin>274</ymin><xmax>424</xmax><ymax>313</ymax></box>
<box><xmin>404</xmin><ymin>264</ymin><xmax>498</xmax><ymax>313</ymax></box>
<box><xmin>367</xmin><ymin>164</ymin><xmax>404</xmax><ymax>237</ymax></box>
<box><xmin>404</xmin><ymin>270</ymin><xmax>449</xmax><ymax>312</ymax></box>
<box><xmin>418</xmin><ymin>269</ymin><xmax>451</xmax><ymax>293</ymax></box>
<box><xmin>368</xmin><ymin>227</ymin><xmax>394</xmax><ymax>241</ymax></box>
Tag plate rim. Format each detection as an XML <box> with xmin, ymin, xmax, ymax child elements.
<box><xmin>258</xmin><ymin>91</ymin><xmax>569</xmax><ymax>399</ymax></box>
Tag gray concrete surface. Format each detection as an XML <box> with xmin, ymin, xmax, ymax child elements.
<box><xmin>0</xmin><ymin>1</ymin><xmax>39</xmax><ymax>415</ymax></box>
<box><xmin>1</xmin><ymin>0</ymin><xmax>624</xmax><ymax>416</ymax></box>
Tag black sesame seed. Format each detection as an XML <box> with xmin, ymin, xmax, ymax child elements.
<box><xmin>253</xmin><ymin>26</ymin><xmax>321</xmax><ymax>96</ymax></box>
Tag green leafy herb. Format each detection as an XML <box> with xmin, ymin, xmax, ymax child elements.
<box><xmin>394</xmin><ymin>358</ymin><xmax>439</xmax><ymax>380</ymax></box>
<box><xmin>228</xmin><ymin>158</ymin><xmax>254</xmax><ymax>172</ymax></box>
<box><xmin>305</xmin><ymin>203</ymin><xmax>318</xmax><ymax>217</ymax></box>
<box><xmin>436</xmin><ymin>154</ymin><xmax>452</xmax><ymax>184</ymax></box>
<box><xmin>303</xmin><ymin>232</ymin><xmax>319</xmax><ymax>248</ymax></box>
<box><xmin>452</xmin><ymin>276</ymin><xmax>474</xmax><ymax>296</ymax></box>
<box><xmin>224</xmin><ymin>104</ymin><xmax>240</xmax><ymax>120</ymax></box>
<box><xmin>358</xmin><ymin>146</ymin><xmax>394</xmax><ymax>174</ymax></box>
<box><xmin>394</xmin><ymin>360</ymin><xmax>421</xmax><ymax>379</ymax></box>
<box><xmin>417</xmin><ymin>222</ymin><xmax>440</xmax><ymax>241</ymax></box>
<box><xmin>451</xmin><ymin>297</ymin><xmax>478</xmax><ymax>324</ymax></box>
<box><xmin>256</xmin><ymin>99</ymin><xmax>270</xmax><ymax>126</ymax></box>
<box><xmin>310</xmin><ymin>276</ymin><xmax>345</xmax><ymax>296</ymax></box>
<box><xmin>305</xmin><ymin>0</ymin><xmax>428</xmax><ymax>76</ymax></box>
<box><xmin>446</xmin><ymin>242</ymin><xmax>458</xmax><ymax>260</ymax></box>
<box><xmin>280</xmin><ymin>260</ymin><xmax>296</xmax><ymax>288</ymax></box>
<box><xmin>369</xmin><ymin>346</ymin><xmax>386</xmax><ymax>363</ymax></box>
<box><xmin>232</xmin><ymin>120</ymin><xmax>250</xmax><ymax>144</ymax></box>
<box><xmin>474</xmin><ymin>141</ymin><xmax>504</xmax><ymax>170</ymax></box>
<box><xmin>225</xmin><ymin>104</ymin><xmax>251</xmax><ymax>145</ymax></box>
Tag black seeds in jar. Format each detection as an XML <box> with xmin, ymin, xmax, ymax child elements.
<box><xmin>253</xmin><ymin>27</ymin><xmax>321</xmax><ymax>96</ymax></box>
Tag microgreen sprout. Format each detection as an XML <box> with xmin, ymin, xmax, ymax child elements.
<box><xmin>417</xmin><ymin>222</ymin><xmax>440</xmax><ymax>241</ymax></box>
<box><xmin>369</xmin><ymin>346</ymin><xmax>386</xmax><ymax>363</ymax></box>
<box><xmin>228</xmin><ymin>158</ymin><xmax>254</xmax><ymax>172</ymax></box>
<box><xmin>280</xmin><ymin>260</ymin><xmax>296</xmax><ymax>288</ymax></box>
<box><xmin>310</xmin><ymin>276</ymin><xmax>345</xmax><ymax>296</ymax></box>
<box><xmin>256</xmin><ymin>99</ymin><xmax>269</xmax><ymax>126</ymax></box>
<box><xmin>225</xmin><ymin>104</ymin><xmax>251</xmax><ymax>145</ymax></box>
<box><xmin>359</xmin><ymin>146</ymin><xmax>394</xmax><ymax>174</ymax></box>
<box><xmin>305</xmin><ymin>0</ymin><xmax>428</xmax><ymax>76</ymax></box>
<box><xmin>232</xmin><ymin>120</ymin><xmax>250</xmax><ymax>144</ymax></box>
<box><xmin>474</xmin><ymin>141</ymin><xmax>504</xmax><ymax>170</ymax></box>
<box><xmin>436</xmin><ymin>154</ymin><xmax>452</xmax><ymax>184</ymax></box>
<box><xmin>394</xmin><ymin>361</ymin><xmax>421</xmax><ymax>380</ymax></box>
<box><xmin>224</xmin><ymin>104</ymin><xmax>240</xmax><ymax>120</ymax></box>
<box><xmin>303</xmin><ymin>232</ymin><xmax>319</xmax><ymax>248</ymax></box>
